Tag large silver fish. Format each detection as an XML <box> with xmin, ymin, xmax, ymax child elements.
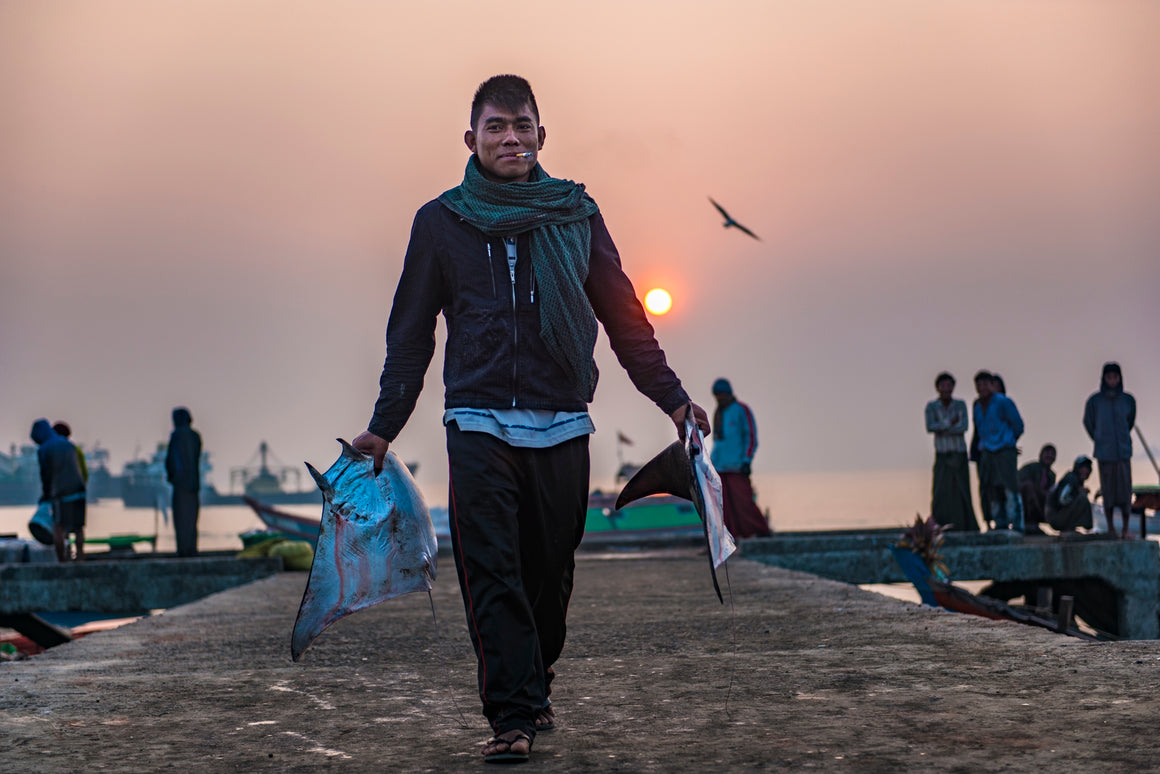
<box><xmin>290</xmin><ymin>439</ymin><xmax>437</xmax><ymax>661</ymax></box>
<box><xmin>616</xmin><ymin>419</ymin><xmax>736</xmax><ymax>601</ymax></box>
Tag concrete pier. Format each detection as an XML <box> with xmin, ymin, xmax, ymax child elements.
<box><xmin>4</xmin><ymin>550</ymin><xmax>1160</xmax><ymax>772</ymax></box>
<box><xmin>0</xmin><ymin>555</ymin><xmax>284</xmax><ymax>614</ymax></box>
<box><xmin>741</xmin><ymin>530</ymin><xmax>1160</xmax><ymax>639</ymax></box>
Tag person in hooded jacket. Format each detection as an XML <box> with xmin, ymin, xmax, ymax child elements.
<box><xmin>30</xmin><ymin>418</ymin><xmax>87</xmax><ymax>562</ymax></box>
<box><xmin>1083</xmin><ymin>362</ymin><xmax>1137</xmax><ymax>537</ymax></box>
<box><xmin>165</xmin><ymin>407</ymin><xmax>203</xmax><ymax>557</ymax></box>
<box><xmin>710</xmin><ymin>378</ymin><xmax>772</xmax><ymax>538</ymax></box>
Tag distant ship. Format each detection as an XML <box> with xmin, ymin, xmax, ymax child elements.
<box><xmin>208</xmin><ymin>441</ymin><xmax>322</xmax><ymax>507</ymax></box>
<box><xmin>0</xmin><ymin>444</ymin><xmax>39</xmax><ymax>505</ymax></box>
<box><xmin>118</xmin><ymin>440</ymin><xmax>322</xmax><ymax>508</ymax></box>
<box><xmin>118</xmin><ymin>442</ymin><xmax>210</xmax><ymax>509</ymax></box>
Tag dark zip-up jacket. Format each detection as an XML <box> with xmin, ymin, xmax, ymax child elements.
<box><xmin>369</xmin><ymin>200</ymin><xmax>689</xmax><ymax>442</ymax></box>
<box><xmin>166</xmin><ymin>425</ymin><xmax>203</xmax><ymax>493</ymax></box>
<box><xmin>1083</xmin><ymin>382</ymin><xmax>1135</xmax><ymax>462</ymax></box>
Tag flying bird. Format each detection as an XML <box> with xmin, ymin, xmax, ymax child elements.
<box><xmin>709</xmin><ymin>197</ymin><xmax>760</xmax><ymax>240</ymax></box>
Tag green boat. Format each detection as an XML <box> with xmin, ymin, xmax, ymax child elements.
<box><xmin>584</xmin><ymin>491</ymin><xmax>701</xmax><ymax>534</ymax></box>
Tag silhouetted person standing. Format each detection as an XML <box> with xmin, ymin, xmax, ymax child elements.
<box><xmin>165</xmin><ymin>407</ymin><xmax>202</xmax><ymax>557</ymax></box>
<box><xmin>925</xmin><ymin>372</ymin><xmax>977</xmax><ymax>532</ymax></box>
<box><xmin>1083</xmin><ymin>362</ymin><xmax>1137</xmax><ymax>537</ymax></box>
<box><xmin>30</xmin><ymin>418</ymin><xmax>87</xmax><ymax>562</ymax></box>
<box><xmin>710</xmin><ymin>378</ymin><xmax>771</xmax><ymax>538</ymax></box>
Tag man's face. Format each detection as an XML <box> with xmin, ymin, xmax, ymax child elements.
<box><xmin>1104</xmin><ymin>371</ymin><xmax>1121</xmax><ymax>390</ymax></box>
<box><xmin>975</xmin><ymin>378</ymin><xmax>993</xmax><ymax>399</ymax></box>
<box><xmin>714</xmin><ymin>391</ymin><xmax>731</xmax><ymax>407</ymax></box>
<box><xmin>1078</xmin><ymin>464</ymin><xmax>1092</xmax><ymax>482</ymax></box>
<box><xmin>936</xmin><ymin>378</ymin><xmax>954</xmax><ymax>400</ymax></box>
<box><xmin>464</xmin><ymin>102</ymin><xmax>545</xmax><ymax>183</ymax></box>
<box><xmin>1040</xmin><ymin>448</ymin><xmax>1056</xmax><ymax>467</ymax></box>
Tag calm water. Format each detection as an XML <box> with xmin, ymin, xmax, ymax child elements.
<box><xmin>0</xmin><ymin>468</ymin><xmax>934</xmax><ymax>552</ymax></box>
<box><xmin>3</xmin><ymin>462</ymin><xmax>1154</xmax><ymax>552</ymax></box>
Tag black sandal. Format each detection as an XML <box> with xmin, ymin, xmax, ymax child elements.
<box><xmin>534</xmin><ymin>702</ymin><xmax>555</xmax><ymax>732</ymax></box>
<box><xmin>483</xmin><ymin>729</ymin><xmax>532</xmax><ymax>764</ymax></box>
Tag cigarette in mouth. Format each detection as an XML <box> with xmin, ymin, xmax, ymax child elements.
<box><xmin>514</xmin><ymin>152</ymin><xmax>534</xmax><ymax>158</ymax></box>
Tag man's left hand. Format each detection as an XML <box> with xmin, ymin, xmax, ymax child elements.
<box><xmin>670</xmin><ymin>402</ymin><xmax>711</xmax><ymax>441</ymax></box>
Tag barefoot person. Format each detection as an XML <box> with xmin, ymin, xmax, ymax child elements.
<box><xmin>351</xmin><ymin>75</ymin><xmax>709</xmax><ymax>764</ymax></box>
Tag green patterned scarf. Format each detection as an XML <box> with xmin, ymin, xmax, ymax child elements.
<box><xmin>439</xmin><ymin>157</ymin><xmax>601</xmax><ymax>401</ymax></box>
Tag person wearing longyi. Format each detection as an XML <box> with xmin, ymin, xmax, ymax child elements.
<box><xmin>351</xmin><ymin>75</ymin><xmax>709</xmax><ymax>763</ymax></box>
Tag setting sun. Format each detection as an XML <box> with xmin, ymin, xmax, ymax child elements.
<box><xmin>644</xmin><ymin>288</ymin><xmax>672</xmax><ymax>315</ymax></box>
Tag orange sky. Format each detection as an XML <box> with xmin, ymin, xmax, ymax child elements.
<box><xmin>2</xmin><ymin>1</ymin><xmax>1157</xmax><ymax>499</ymax></box>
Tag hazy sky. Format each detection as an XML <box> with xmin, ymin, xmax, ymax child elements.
<box><xmin>2</xmin><ymin>1</ymin><xmax>1158</xmax><ymax>500</ymax></box>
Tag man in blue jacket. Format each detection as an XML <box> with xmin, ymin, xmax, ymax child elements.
<box><xmin>972</xmin><ymin>371</ymin><xmax>1025</xmax><ymax>531</ymax></box>
<box><xmin>351</xmin><ymin>75</ymin><xmax>709</xmax><ymax>763</ymax></box>
<box><xmin>1083</xmin><ymin>362</ymin><xmax>1137</xmax><ymax>537</ymax></box>
<box><xmin>710</xmin><ymin>378</ymin><xmax>771</xmax><ymax>538</ymax></box>
<box><xmin>30</xmin><ymin>418</ymin><xmax>87</xmax><ymax>562</ymax></box>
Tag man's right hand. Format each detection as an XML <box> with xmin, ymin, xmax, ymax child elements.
<box><xmin>351</xmin><ymin>431</ymin><xmax>390</xmax><ymax>474</ymax></box>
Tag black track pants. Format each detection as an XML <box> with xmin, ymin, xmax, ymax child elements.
<box><xmin>446</xmin><ymin>422</ymin><xmax>589</xmax><ymax>735</ymax></box>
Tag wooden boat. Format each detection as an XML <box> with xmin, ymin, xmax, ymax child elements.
<box><xmin>0</xmin><ymin>614</ymin><xmax>143</xmax><ymax>658</ymax></box>
<box><xmin>927</xmin><ymin>579</ymin><xmax>1099</xmax><ymax>640</ymax></box>
<box><xmin>244</xmin><ymin>497</ymin><xmax>323</xmax><ymax>547</ymax></box>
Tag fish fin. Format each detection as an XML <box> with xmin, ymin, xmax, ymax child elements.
<box><xmin>304</xmin><ymin>462</ymin><xmax>335</xmax><ymax>499</ymax></box>
<box><xmin>337</xmin><ymin>438</ymin><xmax>368</xmax><ymax>463</ymax></box>
<box><xmin>615</xmin><ymin>441</ymin><xmax>692</xmax><ymax>509</ymax></box>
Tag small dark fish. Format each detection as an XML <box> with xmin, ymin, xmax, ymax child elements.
<box><xmin>709</xmin><ymin>197</ymin><xmax>761</xmax><ymax>241</ymax></box>
<box><xmin>290</xmin><ymin>439</ymin><xmax>437</xmax><ymax>661</ymax></box>
<box><xmin>617</xmin><ymin>421</ymin><xmax>735</xmax><ymax>601</ymax></box>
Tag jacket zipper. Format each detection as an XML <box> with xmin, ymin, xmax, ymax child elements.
<box><xmin>486</xmin><ymin>243</ymin><xmax>496</xmax><ymax>298</ymax></box>
<box><xmin>508</xmin><ymin>239</ymin><xmax>518</xmax><ymax>407</ymax></box>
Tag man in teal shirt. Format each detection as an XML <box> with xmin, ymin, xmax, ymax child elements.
<box><xmin>710</xmin><ymin>378</ymin><xmax>771</xmax><ymax>538</ymax></box>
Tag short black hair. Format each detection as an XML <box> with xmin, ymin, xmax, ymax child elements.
<box><xmin>1040</xmin><ymin>444</ymin><xmax>1056</xmax><ymax>455</ymax></box>
<box><xmin>973</xmin><ymin>370</ymin><xmax>993</xmax><ymax>383</ymax></box>
<box><xmin>471</xmin><ymin>75</ymin><xmax>539</xmax><ymax>130</ymax></box>
<box><xmin>934</xmin><ymin>372</ymin><xmax>955</xmax><ymax>389</ymax></box>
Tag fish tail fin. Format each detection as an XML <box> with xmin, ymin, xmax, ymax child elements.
<box><xmin>615</xmin><ymin>441</ymin><xmax>691</xmax><ymax>509</ymax></box>
<box><xmin>337</xmin><ymin>438</ymin><xmax>368</xmax><ymax>462</ymax></box>
<box><xmin>305</xmin><ymin>462</ymin><xmax>336</xmax><ymax>499</ymax></box>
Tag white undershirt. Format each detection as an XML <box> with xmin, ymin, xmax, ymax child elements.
<box><xmin>442</xmin><ymin>237</ymin><xmax>594</xmax><ymax>448</ymax></box>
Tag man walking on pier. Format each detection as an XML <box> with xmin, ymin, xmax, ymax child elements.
<box><xmin>351</xmin><ymin>75</ymin><xmax>708</xmax><ymax>763</ymax></box>
<box><xmin>1083</xmin><ymin>362</ymin><xmax>1137</xmax><ymax>537</ymax></box>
